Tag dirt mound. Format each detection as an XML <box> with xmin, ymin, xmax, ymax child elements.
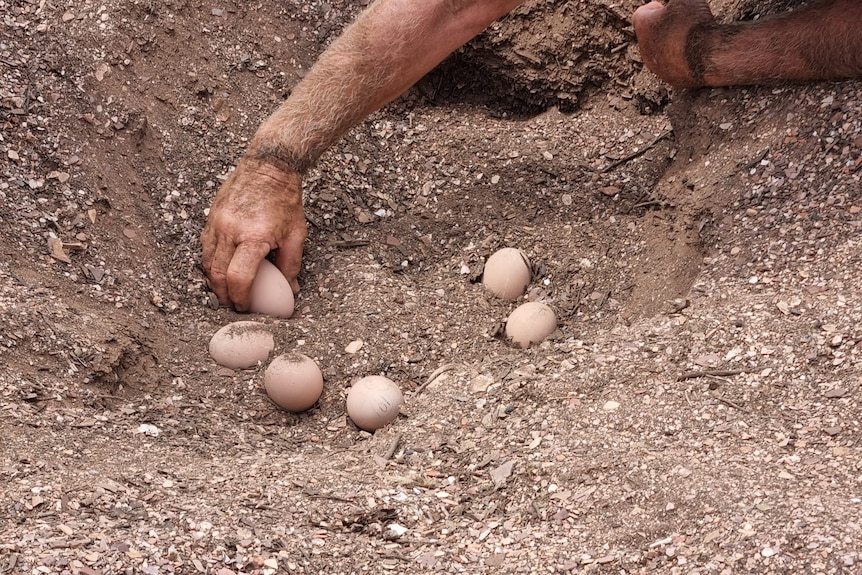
<box><xmin>2</xmin><ymin>1</ymin><xmax>861</xmax><ymax>573</ymax></box>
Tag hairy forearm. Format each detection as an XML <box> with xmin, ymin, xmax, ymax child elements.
<box><xmin>246</xmin><ymin>0</ymin><xmax>522</xmax><ymax>173</ymax></box>
<box><xmin>693</xmin><ymin>0</ymin><xmax>862</xmax><ymax>86</ymax></box>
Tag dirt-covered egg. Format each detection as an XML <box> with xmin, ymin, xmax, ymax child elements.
<box><xmin>482</xmin><ymin>247</ymin><xmax>531</xmax><ymax>300</ymax></box>
<box><xmin>264</xmin><ymin>353</ymin><xmax>323</xmax><ymax>412</ymax></box>
<box><xmin>346</xmin><ymin>375</ymin><xmax>403</xmax><ymax>431</ymax></box>
<box><xmin>208</xmin><ymin>321</ymin><xmax>274</xmax><ymax>369</ymax></box>
<box><xmin>249</xmin><ymin>259</ymin><xmax>295</xmax><ymax>318</ymax></box>
<box><xmin>505</xmin><ymin>301</ymin><xmax>557</xmax><ymax>348</ymax></box>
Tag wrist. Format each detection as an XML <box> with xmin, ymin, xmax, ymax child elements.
<box><xmin>684</xmin><ymin>22</ymin><xmax>721</xmax><ymax>87</ymax></box>
<box><xmin>245</xmin><ymin>123</ymin><xmax>316</xmax><ymax>176</ymax></box>
<box><xmin>236</xmin><ymin>156</ymin><xmax>303</xmax><ymax>199</ymax></box>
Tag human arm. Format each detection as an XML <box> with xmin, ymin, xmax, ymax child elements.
<box><xmin>201</xmin><ymin>0</ymin><xmax>525</xmax><ymax>310</ymax></box>
<box><xmin>632</xmin><ymin>0</ymin><xmax>862</xmax><ymax>88</ymax></box>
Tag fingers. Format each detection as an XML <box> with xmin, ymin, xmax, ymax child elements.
<box><xmin>275</xmin><ymin>217</ymin><xmax>308</xmax><ymax>295</ymax></box>
<box><xmin>201</xmin><ymin>223</ymin><xmax>233</xmax><ymax>306</ymax></box>
<box><xmin>225</xmin><ymin>240</ymin><xmax>273</xmax><ymax>311</ymax></box>
<box><xmin>201</xmin><ymin>159</ymin><xmax>305</xmax><ymax>312</ymax></box>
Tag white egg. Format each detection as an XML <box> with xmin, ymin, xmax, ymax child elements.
<box><xmin>249</xmin><ymin>259</ymin><xmax>294</xmax><ymax>318</ymax></box>
<box><xmin>482</xmin><ymin>248</ymin><xmax>531</xmax><ymax>300</ymax></box>
<box><xmin>346</xmin><ymin>375</ymin><xmax>403</xmax><ymax>431</ymax></box>
<box><xmin>208</xmin><ymin>321</ymin><xmax>274</xmax><ymax>369</ymax></box>
<box><xmin>505</xmin><ymin>301</ymin><xmax>557</xmax><ymax>348</ymax></box>
<box><xmin>265</xmin><ymin>353</ymin><xmax>323</xmax><ymax>412</ymax></box>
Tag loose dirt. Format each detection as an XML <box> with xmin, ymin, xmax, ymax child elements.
<box><xmin>2</xmin><ymin>1</ymin><xmax>861</xmax><ymax>573</ymax></box>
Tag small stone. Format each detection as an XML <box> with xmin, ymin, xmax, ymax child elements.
<box><xmin>471</xmin><ymin>374</ymin><xmax>495</xmax><ymax>393</ymax></box>
<box><xmin>602</xmin><ymin>400</ymin><xmax>620</xmax><ymax>411</ymax></box>
<box><xmin>95</xmin><ymin>62</ymin><xmax>110</xmax><ymax>81</ymax></box>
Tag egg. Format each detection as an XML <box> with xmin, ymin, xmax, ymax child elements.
<box><xmin>346</xmin><ymin>375</ymin><xmax>403</xmax><ymax>431</ymax></box>
<box><xmin>264</xmin><ymin>353</ymin><xmax>323</xmax><ymax>412</ymax></box>
<box><xmin>208</xmin><ymin>321</ymin><xmax>274</xmax><ymax>369</ymax></box>
<box><xmin>482</xmin><ymin>247</ymin><xmax>531</xmax><ymax>300</ymax></box>
<box><xmin>249</xmin><ymin>259</ymin><xmax>294</xmax><ymax>318</ymax></box>
<box><xmin>505</xmin><ymin>301</ymin><xmax>557</xmax><ymax>348</ymax></box>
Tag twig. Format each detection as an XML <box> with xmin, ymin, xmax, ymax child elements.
<box><xmin>331</xmin><ymin>239</ymin><xmax>370</xmax><ymax>248</ymax></box>
<box><xmin>739</xmin><ymin>148</ymin><xmax>770</xmax><ymax>171</ymax></box>
<box><xmin>383</xmin><ymin>432</ymin><xmax>402</xmax><ymax>460</ymax></box>
<box><xmin>716</xmin><ymin>396</ymin><xmax>749</xmax><ymax>413</ymax></box>
<box><xmin>677</xmin><ymin>368</ymin><xmax>746</xmax><ymax>381</ymax></box>
<box><xmin>379</xmin><ymin>552</ymin><xmax>411</xmax><ymax>562</ymax></box>
<box><xmin>412</xmin><ymin>363</ymin><xmax>458</xmax><ymax>396</ymax></box>
<box><xmin>631</xmin><ymin>200</ymin><xmax>662</xmax><ymax>210</ymax></box>
<box><xmin>396</xmin><ymin>537</ymin><xmax>443</xmax><ymax>546</ymax></box>
<box><xmin>304</xmin><ymin>493</ymin><xmax>354</xmax><ymax>503</ymax></box>
<box><xmin>600</xmin><ymin>130</ymin><xmax>673</xmax><ymax>173</ymax></box>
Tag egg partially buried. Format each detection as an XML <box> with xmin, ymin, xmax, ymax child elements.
<box><xmin>249</xmin><ymin>259</ymin><xmax>295</xmax><ymax>318</ymax></box>
<box><xmin>346</xmin><ymin>375</ymin><xmax>403</xmax><ymax>431</ymax></box>
<box><xmin>265</xmin><ymin>353</ymin><xmax>323</xmax><ymax>412</ymax></box>
<box><xmin>505</xmin><ymin>301</ymin><xmax>557</xmax><ymax>348</ymax></box>
<box><xmin>208</xmin><ymin>321</ymin><xmax>274</xmax><ymax>369</ymax></box>
<box><xmin>482</xmin><ymin>247</ymin><xmax>531</xmax><ymax>300</ymax></box>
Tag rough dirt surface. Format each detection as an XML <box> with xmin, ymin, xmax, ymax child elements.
<box><xmin>2</xmin><ymin>0</ymin><xmax>862</xmax><ymax>574</ymax></box>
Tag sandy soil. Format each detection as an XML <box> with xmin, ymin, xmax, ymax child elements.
<box><xmin>1</xmin><ymin>1</ymin><xmax>861</xmax><ymax>574</ymax></box>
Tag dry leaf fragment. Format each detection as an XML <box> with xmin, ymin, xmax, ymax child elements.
<box><xmin>490</xmin><ymin>460</ymin><xmax>515</xmax><ymax>486</ymax></box>
<box><xmin>48</xmin><ymin>237</ymin><xmax>72</xmax><ymax>263</ymax></box>
<box><xmin>486</xmin><ymin>553</ymin><xmax>506</xmax><ymax>567</ymax></box>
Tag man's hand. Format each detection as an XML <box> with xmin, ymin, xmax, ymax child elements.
<box><xmin>632</xmin><ymin>0</ymin><xmax>716</xmax><ymax>88</ymax></box>
<box><xmin>634</xmin><ymin>0</ymin><xmax>862</xmax><ymax>88</ymax></box>
<box><xmin>200</xmin><ymin>0</ymin><xmax>524</xmax><ymax>311</ymax></box>
<box><xmin>201</xmin><ymin>160</ymin><xmax>306</xmax><ymax>311</ymax></box>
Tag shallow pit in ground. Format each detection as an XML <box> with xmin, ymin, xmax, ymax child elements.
<box><xmin>2</xmin><ymin>1</ymin><xmax>862</xmax><ymax>572</ymax></box>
